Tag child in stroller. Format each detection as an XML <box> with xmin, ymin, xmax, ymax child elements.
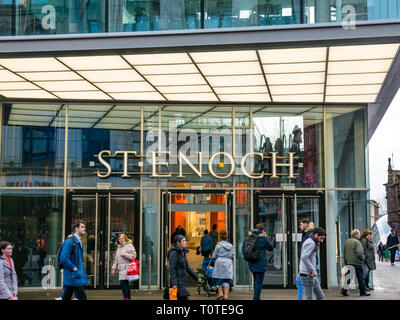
<box><xmin>199</xmin><ymin>257</ymin><xmax>218</xmax><ymax>297</ymax></box>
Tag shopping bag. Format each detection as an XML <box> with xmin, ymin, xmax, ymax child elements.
<box><xmin>126</xmin><ymin>258</ymin><xmax>140</xmax><ymax>281</ymax></box>
<box><xmin>169</xmin><ymin>287</ymin><xmax>177</xmax><ymax>300</ymax></box>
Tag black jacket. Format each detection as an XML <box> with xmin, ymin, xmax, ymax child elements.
<box><xmin>168</xmin><ymin>245</ymin><xmax>199</xmax><ymax>297</ymax></box>
<box><xmin>387</xmin><ymin>234</ymin><xmax>399</xmax><ymax>248</ymax></box>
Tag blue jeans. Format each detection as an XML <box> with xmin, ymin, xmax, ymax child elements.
<box><xmin>252</xmin><ymin>272</ymin><xmax>264</xmax><ymax>300</ymax></box>
<box><xmin>120</xmin><ymin>280</ymin><xmax>131</xmax><ymax>300</ymax></box>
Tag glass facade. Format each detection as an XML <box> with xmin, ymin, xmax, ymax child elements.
<box><xmin>0</xmin><ymin>0</ymin><xmax>399</xmax><ymax>36</ymax></box>
<box><xmin>0</xmin><ymin>102</ymin><xmax>369</xmax><ymax>289</ymax></box>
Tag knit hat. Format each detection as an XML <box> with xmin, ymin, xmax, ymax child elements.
<box><xmin>174</xmin><ymin>235</ymin><xmax>185</xmax><ymax>244</ymax></box>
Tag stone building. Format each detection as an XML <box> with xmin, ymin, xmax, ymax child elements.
<box><xmin>385</xmin><ymin>158</ymin><xmax>400</xmax><ymax>236</ymax></box>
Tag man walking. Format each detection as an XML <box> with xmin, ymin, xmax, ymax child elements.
<box><xmin>299</xmin><ymin>227</ymin><xmax>325</xmax><ymax>300</ymax></box>
<box><xmin>210</xmin><ymin>224</ymin><xmax>218</xmax><ymax>251</ymax></box>
<box><xmin>242</xmin><ymin>223</ymin><xmax>273</xmax><ymax>300</ymax></box>
<box><xmin>60</xmin><ymin>220</ymin><xmax>89</xmax><ymax>300</ymax></box>
<box><xmin>340</xmin><ymin>229</ymin><xmax>369</xmax><ymax>297</ymax></box>
<box><xmin>386</xmin><ymin>229</ymin><xmax>399</xmax><ymax>266</ymax></box>
<box><xmin>296</xmin><ymin>218</ymin><xmax>315</xmax><ymax>300</ymax></box>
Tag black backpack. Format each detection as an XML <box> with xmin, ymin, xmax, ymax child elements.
<box><xmin>243</xmin><ymin>234</ymin><xmax>259</xmax><ymax>262</ymax></box>
<box><xmin>57</xmin><ymin>236</ymin><xmax>77</xmax><ymax>269</ymax></box>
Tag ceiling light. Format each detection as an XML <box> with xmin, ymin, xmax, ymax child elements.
<box><xmin>165</xmin><ymin>93</ymin><xmax>218</xmax><ymax>101</ymax></box>
<box><xmin>78</xmin><ymin>70</ymin><xmax>144</xmax><ymax>82</ymax></box>
<box><xmin>135</xmin><ymin>64</ymin><xmax>198</xmax><ymax>75</ymax></box>
<box><xmin>326</xmin><ymin>84</ymin><xmax>382</xmax><ymax>95</ymax></box>
<box><xmin>146</xmin><ymin>74</ymin><xmax>206</xmax><ymax>86</ymax></box>
<box><xmin>269</xmin><ymin>84</ymin><xmax>324</xmax><ymax>95</ymax></box>
<box><xmin>214</xmin><ymin>86</ymin><xmax>267</xmax><ymax>94</ymax></box>
<box><xmin>0</xmin><ymin>82</ymin><xmax>40</xmax><ymax>90</ymax></box>
<box><xmin>258</xmin><ymin>47</ymin><xmax>327</xmax><ymax>64</ymax></box>
<box><xmin>273</xmin><ymin>94</ymin><xmax>324</xmax><ymax>102</ymax></box>
<box><xmin>109</xmin><ymin>92</ymin><xmax>165</xmax><ymax>100</ymax></box>
<box><xmin>0</xmin><ymin>90</ymin><xmax>57</xmax><ymax>99</ymax></box>
<box><xmin>58</xmin><ymin>56</ymin><xmax>130</xmax><ymax>70</ymax></box>
<box><xmin>266</xmin><ymin>72</ymin><xmax>325</xmax><ymax>85</ymax></box>
<box><xmin>328</xmin><ymin>59</ymin><xmax>393</xmax><ymax>74</ymax></box>
<box><xmin>18</xmin><ymin>71</ymin><xmax>82</xmax><ymax>81</ymax></box>
<box><xmin>0</xmin><ymin>70</ymin><xmax>25</xmax><ymax>82</ymax></box>
<box><xmin>190</xmin><ymin>50</ymin><xmax>257</xmax><ymax>63</ymax></box>
<box><xmin>197</xmin><ymin>61</ymin><xmax>261</xmax><ymax>76</ymax></box>
<box><xmin>36</xmin><ymin>80</ymin><xmax>97</xmax><ymax>91</ymax></box>
<box><xmin>207</xmin><ymin>75</ymin><xmax>265</xmax><ymax>87</ymax></box>
<box><xmin>123</xmin><ymin>53</ymin><xmax>191</xmax><ymax>65</ymax></box>
<box><xmin>218</xmin><ymin>94</ymin><xmax>270</xmax><ymax>102</ymax></box>
<box><xmin>329</xmin><ymin>44</ymin><xmax>399</xmax><ymax>61</ymax></box>
<box><xmin>327</xmin><ymin>73</ymin><xmax>386</xmax><ymax>85</ymax></box>
<box><xmin>94</xmin><ymin>81</ymin><xmax>155</xmax><ymax>92</ymax></box>
<box><xmin>263</xmin><ymin>62</ymin><xmax>326</xmax><ymax>74</ymax></box>
<box><xmin>0</xmin><ymin>58</ymin><xmax>68</xmax><ymax>72</ymax></box>
<box><xmin>325</xmin><ymin>95</ymin><xmax>377</xmax><ymax>103</ymax></box>
<box><xmin>55</xmin><ymin>91</ymin><xmax>112</xmax><ymax>100</ymax></box>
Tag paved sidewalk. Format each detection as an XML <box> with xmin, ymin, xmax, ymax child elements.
<box><xmin>18</xmin><ymin>260</ymin><xmax>400</xmax><ymax>300</ymax></box>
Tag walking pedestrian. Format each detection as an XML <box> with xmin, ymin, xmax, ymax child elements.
<box><xmin>212</xmin><ymin>230</ymin><xmax>233</xmax><ymax>300</ymax></box>
<box><xmin>360</xmin><ymin>229</ymin><xmax>376</xmax><ymax>291</ymax></box>
<box><xmin>299</xmin><ymin>227</ymin><xmax>326</xmax><ymax>300</ymax></box>
<box><xmin>0</xmin><ymin>241</ymin><xmax>18</xmax><ymax>300</ymax></box>
<box><xmin>242</xmin><ymin>223</ymin><xmax>273</xmax><ymax>300</ymax></box>
<box><xmin>210</xmin><ymin>224</ymin><xmax>218</xmax><ymax>250</ymax></box>
<box><xmin>340</xmin><ymin>229</ymin><xmax>369</xmax><ymax>297</ymax></box>
<box><xmin>386</xmin><ymin>229</ymin><xmax>399</xmax><ymax>266</ymax></box>
<box><xmin>200</xmin><ymin>229</ymin><xmax>213</xmax><ymax>258</ymax></box>
<box><xmin>296</xmin><ymin>218</ymin><xmax>315</xmax><ymax>300</ymax></box>
<box><xmin>169</xmin><ymin>235</ymin><xmax>201</xmax><ymax>300</ymax></box>
<box><xmin>111</xmin><ymin>234</ymin><xmax>137</xmax><ymax>300</ymax></box>
<box><xmin>60</xmin><ymin>220</ymin><xmax>89</xmax><ymax>300</ymax></box>
<box><xmin>377</xmin><ymin>242</ymin><xmax>385</xmax><ymax>262</ymax></box>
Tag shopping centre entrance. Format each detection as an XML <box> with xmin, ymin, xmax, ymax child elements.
<box><xmin>161</xmin><ymin>190</ymin><xmax>233</xmax><ymax>288</ymax></box>
<box><xmin>66</xmin><ymin>190</ymin><xmax>140</xmax><ymax>289</ymax></box>
<box><xmin>254</xmin><ymin>191</ymin><xmax>326</xmax><ymax>289</ymax></box>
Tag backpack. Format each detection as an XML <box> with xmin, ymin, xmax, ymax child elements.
<box><xmin>57</xmin><ymin>236</ymin><xmax>77</xmax><ymax>270</ymax></box>
<box><xmin>243</xmin><ymin>234</ymin><xmax>259</xmax><ymax>262</ymax></box>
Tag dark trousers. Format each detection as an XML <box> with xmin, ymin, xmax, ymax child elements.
<box><xmin>342</xmin><ymin>264</ymin><xmax>366</xmax><ymax>295</ymax></box>
<box><xmin>62</xmin><ymin>286</ymin><xmax>87</xmax><ymax>300</ymax></box>
<box><xmin>178</xmin><ymin>295</ymin><xmax>188</xmax><ymax>301</ymax></box>
<box><xmin>364</xmin><ymin>268</ymin><xmax>371</xmax><ymax>288</ymax></box>
<box><xmin>390</xmin><ymin>248</ymin><xmax>397</xmax><ymax>263</ymax></box>
<box><xmin>120</xmin><ymin>280</ymin><xmax>131</xmax><ymax>300</ymax></box>
<box><xmin>252</xmin><ymin>272</ymin><xmax>264</xmax><ymax>300</ymax></box>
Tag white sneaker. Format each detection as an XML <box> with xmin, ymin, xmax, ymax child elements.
<box><xmin>72</xmin><ymin>297</ymin><xmax>78</xmax><ymax>300</ymax></box>
<box><xmin>54</xmin><ymin>297</ymin><xmax>62</xmax><ymax>300</ymax></box>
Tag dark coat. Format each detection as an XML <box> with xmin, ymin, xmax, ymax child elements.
<box><xmin>387</xmin><ymin>234</ymin><xmax>399</xmax><ymax>248</ymax></box>
<box><xmin>360</xmin><ymin>236</ymin><xmax>376</xmax><ymax>270</ymax></box>
<box><xmin>243</xmin><ymin>229</ymin><xmax>274</xmax><ymax>273</ymax></box>
<box><xmin>343</xmin><ymin>237</ymin><xmax>364</xmax><ymax>266</ymax></box>
<box><xmin>60</xmin><ymin>235</ymin><xmax>89</xmax><ymax>287</ymax></box>
<box><xmin>168</xmin><ymin>245</ymin><xmax>199</xmax><ymax>297</ymax></box>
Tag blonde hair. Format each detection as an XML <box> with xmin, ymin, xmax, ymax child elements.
<box><xmin>351</xmin><ymin>229</ymin><xmax>360</xmax><ymax>238</ymax></box>
<box><xmin>219</xmin><ymin>230</ymin><xmax>228</xmax><ymax>241</ymax></box>
<box><xmin>117</xmin><ymin>233</ymin><xmax>132</xmax><ymax>245</ymax></box>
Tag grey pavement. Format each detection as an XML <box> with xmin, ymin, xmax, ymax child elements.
<box><xmin>18</xmin><ymin>259</ymin><xmax>400</xmax><ymax>300</ymax></box>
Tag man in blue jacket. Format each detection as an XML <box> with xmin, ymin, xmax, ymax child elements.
<box><xmin>243</xmin><ymin>223</ymin><xmax>274</xmax><ymax>300</ymax></box>
<box><xmin>60</xmin><ymin>220</ymin><xmax>89</xmax><ymax>300</ymax></box>
<box><xmin>386</xmin><ymin>229</ymin><xmax>400</xmax><ymax>266</ymax></box>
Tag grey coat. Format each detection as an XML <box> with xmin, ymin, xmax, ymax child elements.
<box><xmin>344</xmin><ymin>237</ymin><xmax>365</xmax><ymax>266</ymax></box>
<box><xmin>0</xmin><ymin>257</ymin><xmax>18</xmax><ymax>299</ymax></box>
<box><xmin>111</xmin><ymin>242</ymin><xmax>136</xmax><ymax>281</ymax></box>
<box><xmin>360</xmin><ymin>236</ymin><xmax>376</xmax><ymax>270</ymax></box>
<box><xmin>299</xmin><ymin>238</ymin><xmax>317</xmax><ymax>275</ymax></box>
<box><xmin>212</xmin><ymin>240</ymin><xmax>234</xmax><ymax>280</ymax></box>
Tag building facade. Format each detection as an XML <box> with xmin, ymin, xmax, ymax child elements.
<box><xmin>386</xmin><ymin>158</ymin><xmax>400</xmax><ymax>237</ymax></box>
<box><xmin>0</xmin><ymin>1</ymin><xmax>400</xmax><ymax>292</ymax></box>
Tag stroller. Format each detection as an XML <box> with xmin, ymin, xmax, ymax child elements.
<box><xmin>199</xmin><ymin>257</ymin><xmax>218</xmax><ymax>297</ymax></box>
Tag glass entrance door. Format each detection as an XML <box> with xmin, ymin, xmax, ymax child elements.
<box><xmin>255</xmin><ymin>193</ymin><xmax>322</xmax><ymax>288</ymax></box>
<box><xmin>161</xmin><ymin>191</ymin><xmax>233</xmax><ymax>288</ymax></box>
<box><xmin>67</xmin><ymin>191</ymin><xmax>139</xmax><ymax>289</ymax></box>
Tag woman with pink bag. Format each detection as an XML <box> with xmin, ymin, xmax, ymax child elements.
<box><xmin>111</xmin><ymin>234</ymin><xmax>137</xmax><ymax>300</ymax></box>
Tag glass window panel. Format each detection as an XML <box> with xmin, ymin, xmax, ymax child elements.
<box><xmin>109</xmin><ymin>0</ymin><xmax>201</xmax><ymax>32</ymax></box>
<box><xmin>0</xmin><ymin>190</ymin><xmax>63</xmax><ymax>288</ymax></box>
<box><xmin>67</xmin><ymin>104</ymin><xmax>141</xmax><ymax>187</ymax></box>
<box><xmin>0</xmin><ymin>0</ymin><xmax>12</xmax><ymax>35</ymax></box>
<box><xmin>252</xmin><ymin>106</ymin><xmax>324</xmax><ymax>188</ymax></box>
<box><xmin>325</xmin><ymin>106</ymin><xmax>367</xmax><ymax>188</ymax></box>
<box><xmin>16</xmin><ymin>0</ymin><xmax>105</xmax><ymax>35</ymax></box>
<box><xmin>1</xmin><ymin>103</ymin><xmax>65</xmax><ymax>187</ymax></box>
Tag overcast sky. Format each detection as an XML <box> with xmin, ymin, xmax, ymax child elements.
<box><xmin>369</xmin><ymin>88</ymin><xmax>400</xmax><ymax>212</ymax></box>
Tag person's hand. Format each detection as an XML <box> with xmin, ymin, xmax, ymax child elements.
<box><xmin>111</xmin><ymin>269</ymin><xmax>115</xmax><ymax>276</ymax></box>
<box><xmin>72</xmin><ymin>267</ymin><xmax>78</xmax><ymax>272</ymax></box>
<box><xmin>172</xmin><ymin>285</ymin><xmax>177</xmax><ymax>289</ymax></box>
<box><xmin>197</xmin><ymin>278</ymin><xmax>201</xmax><ymax>283</ymax></box>
<box><xmin>120</xmin><ymin>253</ymin><xmax>126</xmax><ymax>257</ymax></box>
<box><xmin>310</xmin><ymin>270</ymin><xmax>317</xmax><ymax>277</ymax></box>
<box><xmin>13</xmin><ymin>295</ymin><xmax>18</xmax><ymax>300</ymax></box>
